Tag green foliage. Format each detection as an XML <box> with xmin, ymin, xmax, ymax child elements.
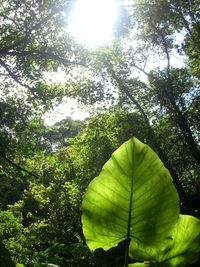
<box><xmin>0</xmin><ymin>240</ymin><xmax>15</xmax><ymax>267</ymax></box>
<box><xmin>39</xmin><ymin>117</ymin><xmax>85</xmax><ymax>152</ymax></box>
<box><xmin>0</xmin><ymin>172</ymin><xmax>28</xmax><ymax>210</ymax></box>
<box><xmin>0</xmin><ymin>210</ymin><xmax>25</xmax><ymax>264</ymax></box>
<box><xmin>8</xmin><ymin>148</ymin><xmax>86</xmax><ymax>266</ymax></box>
<box><xmin>32</xmin><ymin>241</ymin><xmax>90</xmax><ymax>267</ymax></box>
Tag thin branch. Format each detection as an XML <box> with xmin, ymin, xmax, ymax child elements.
<box><xmin>0</xmin><ymin>150</ymin><xmax>39</xmax><ymax>179</ymax></box>
<box><xmin>111</xmin><ymin>69</ymin><xmax>150</xmax><ymax>126</ymax></box>
<box><xmin>0</xmin><ymin>58</ymin><xmax>25</xmax><ymax>87</ymax></box>
<box><xmin>148</xmin><ymin>20</ymin><xmax>171</xmax><ymax>72</ymax></box>
<box><xmin>0</xmin><ymin>58</ymin><xmax>38</xmax><ymax>98</ymax></box>
<box><xmin>3</xmin><ymin>50</ymin><xmax>86</xmax><ymax>67</ymax></box>
<box><xmin>0</xmin><ymin>73</ymin><xmax>10</xmax><ymax>77</ymax></box>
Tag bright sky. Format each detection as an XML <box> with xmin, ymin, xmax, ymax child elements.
<box><xmin>68</xmin><ymin>0</ymin><xmax>119</xmax><ymax>48</ymax></box>
<box><xmin>44</xmin><ymin>97</ymin><xmax>89</xmax><ymax>125</ymax></box>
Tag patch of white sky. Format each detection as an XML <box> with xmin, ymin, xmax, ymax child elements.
<box><xmin>44</xmin><ymin>97</ymin><xmax>90</xmax><ymax>126</ymax></box>
<box><xmin>44</xmin><ymin>0</ymin><xmax>185</xmax><ymax>126</ymax></box>
<box><xmin>43</xmin><ymin>69</ymin><xmax>90</xmax><ymax>126</ymax></box>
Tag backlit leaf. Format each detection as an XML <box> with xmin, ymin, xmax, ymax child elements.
<box><xmin>82</xmin><ymin>137</ymin><xmax>179</xmax><ymax>251</ymax></box>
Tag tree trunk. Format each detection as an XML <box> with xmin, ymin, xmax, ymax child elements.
<box><xmin>170</xmin><ymin>98</ymin><xmax>200</xmax><ymax>166</ymax></box>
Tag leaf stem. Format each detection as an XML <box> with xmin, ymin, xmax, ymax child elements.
<box><xmin>125</xmin><ymin>237</ymin><xmax>130</xmax><ymax>267</ymax></box>
<box><xmin>125</xmin><ymin>158</ymin><xmax>134</xmax><ymax>267</ymax></box>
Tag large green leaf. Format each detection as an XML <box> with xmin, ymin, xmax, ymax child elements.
<box><xmin>82</xmin><ymin>137</ymin><xmax>179</xmax><ymax>251</ymax></box>
<box><xmin>128</xmin><ymin>263</ymin><xmax>158</xmax><ymax>267</ymax></box>
<box><xmin>158</xmin><ymin>215</ymin><xmax>200</xmax><ymax>266</ymax></box>
<box><xmin>129</xmin><ymin>215</ymin><xmax>200</xmax><ymax>267</ymax></box>
<box><xmin>128</xmin><ymin>264</ymin><xmax>147</xmax><ymax>267</ymax></box>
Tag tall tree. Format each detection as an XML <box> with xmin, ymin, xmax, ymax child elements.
<box><xmin>0</xmin><ymin>0</ymin><xmax>87</xmax><ymax>178</ymax></box>
<box><xmin>63</xmin><ymin>1</ymin><xmax>200</xmax><ymax>204</ymax></box>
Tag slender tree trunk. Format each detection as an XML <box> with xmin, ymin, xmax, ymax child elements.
<box><xmin>149</xmin><ymin>19</ymin><xmax>200</xmax><ymax>166</ymax></box>
<box><xmin>170</xmin><ymin>98</ymin><xmax>200</xmax><ymax>165</ymax></box>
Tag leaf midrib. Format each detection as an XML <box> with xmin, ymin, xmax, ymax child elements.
<box><xmin>124</xmin><ymin>141</ymin><xmax>135</xmax><ymax>266</ymax></box>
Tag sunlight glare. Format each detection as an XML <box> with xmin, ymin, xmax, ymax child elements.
<box><xmin>69</xmin><ymin>0</ymin><xmax>118</xmax><ymax>48</ymax></box>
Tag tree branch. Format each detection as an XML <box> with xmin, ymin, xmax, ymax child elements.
<box><xmin>0</xmin><ymin>4</ymin><xmax>65</xmax><ymax>55</ymax></box>
<box><xmin>148</xmin><ymin>20</ymin><xmax>171</xmax><ymax>78</ymax></box>
<box><xmin>110</xmin><ymin>69</ymin><xmax>150</xmax><ymax>126</ymax></box>
<box><xmin>0</xmin><ymin>58</ymin><xmax>38</xmax><ymax>98</ymax></box>
<box><xmin>0</xmin><ymin>150</ymin><xmax>39</xmax><ymax>179</ymax></box>
<box><xmin>3</xmin><ymin>50</ymin><xmax>86</xmax><ymax>67</ymax></box>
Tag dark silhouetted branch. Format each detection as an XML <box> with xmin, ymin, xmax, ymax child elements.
<box><xmin>0</xmin><ymin>150</ymin><xmax>39</xmax><ymax>179</ymax></box>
